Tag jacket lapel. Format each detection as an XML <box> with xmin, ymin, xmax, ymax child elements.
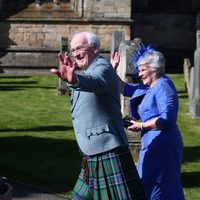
<box><xmin>71</xmin><ymin>90</ymin><xmax>80</xmax><ymax>113</ymax></box>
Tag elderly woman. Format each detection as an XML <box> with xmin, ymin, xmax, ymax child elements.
<box><xmin>112</xmin><ymin>45</ymin><xmax>185</xmax><ymax>200</ymax></box>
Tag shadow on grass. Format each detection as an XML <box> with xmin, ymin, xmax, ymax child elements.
<box><xmin>178</xmin><ymin>94</ymin><xmax>189</xmax><ymax>99</ymax></box>
<box><xmin>0</xmin><ymin>76</ymin><xmax>31</xmax><ymax>79</ymax></box>
<box><xmin>0</xmin><ymin>76</ymin><xmax>55</xmax><ymax>91</ymax></box>
<box><xmin>182</xmin><ymin>172</ymin><xmax>200</xmax><ymax>188</ymax></box>
<box><xmin>0</xmin><ymin>136</ymin><xmax>81</xmax><ymax>195</ymax></box>
<box><xmin>177</xmin><ymin>90</ymin><xmax>189</xmax><ymax>99</ymax></box>
<box><xmin>177</xmin><ymin>90</ymin><xmax>187</xmax><ymax>94</ymax></box>
<box><xmin>0</xmin><ymin>78</ymin><xmax>39</xmax><ymax>91</ymax></box>
<box><xmin>0</xmin><ymin>85</ymin><xmax>55</xmax><ymax>91</ymax></box>
<box><xmin>182</xmin><ymin>146</ymin><xmax>200</xmax><ymax>163</ymax></box>
<box><xmin>181</xmin><ymin>146</ymin><xmax>200</xmax><ymax>188</ymax></box>
<box><xmin>0</xmin><ymin>125</ymin><xmax>71</xmax><ymax>132</ymax></box>
<box><xmin>0</xmin><ymin>81</ymin><xmax>38</xmax><ymax>84</ymax></box>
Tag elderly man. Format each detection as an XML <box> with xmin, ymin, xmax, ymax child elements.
<box><xmin>50</xmin><ymin>32</ymin><xmax>146</xmax><ymax>200</ymax></box>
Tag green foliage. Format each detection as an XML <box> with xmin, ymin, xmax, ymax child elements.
<box><xmin>0</xmin><ymin>74</ymin><xmax>199</xmax><ymax>199</ymax></box>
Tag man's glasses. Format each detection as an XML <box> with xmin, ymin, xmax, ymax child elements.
<box><xmin>70</xmin><ymin>45</ymin><xmax>89</xmax><ymax>55</ymax></box>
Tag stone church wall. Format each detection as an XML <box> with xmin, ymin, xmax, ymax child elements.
<box><xmin>1</xmin><ymin>0</ymin><xmax>200</xmax><ymax>73</ymax></box>
<box><xmin>131</xmin><ymin>0</ymin><xmax>200</xmax><ymax>73</ymax></box>
<box><xmin>132</xmin><ymin>13</ymin><xmax>195</xmax><ymax>73</ymax></box>
<box><xmin>0</xmin><ymin>0</ymin><xmax>132</xmax><ymax>72</ymax></box>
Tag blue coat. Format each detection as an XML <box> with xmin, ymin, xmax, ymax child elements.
<box><xmin>124</xmin><ymin>75</ymin><xmax>185</xmax><ymax>200</ymax></box>
<box><xmin>69</xmin><ymin>56</ymin><xmax>128</xmax><ymax>155</ymax></box>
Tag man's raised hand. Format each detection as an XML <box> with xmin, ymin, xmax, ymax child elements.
<box><xmin>50</xmin><ymin>52</ymin><xmax>77</xmax><ymax>84</ymax></box>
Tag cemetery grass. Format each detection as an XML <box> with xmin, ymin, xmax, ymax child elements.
<box><xmin>170</xmin><ymin>74</ymin><xmax>200</xmax><ymax>200</ymax></box>
<box><xmin>0</xmin><ymin>74</ymin><xmax>81</xmax><ymax>197</ymax></box>
<box><xmin>0</xmin><ymin>74</ymin><xmax>199</xmax><ymax>199</ymax></box>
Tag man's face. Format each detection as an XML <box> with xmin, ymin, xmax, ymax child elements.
<box><xmin>70</xmin><ymin>33</ymin><xmax>97</xmax><ymax>70</ymax></box>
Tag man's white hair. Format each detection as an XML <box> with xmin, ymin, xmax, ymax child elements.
<box><xmin>72</xmin><ymin>31</ymin><xmax>100</xmax><ymax>48</ymax></box>
<box><xmin>85</xmin><ymin>32</ymin><xmax>100</xmax><ymax>48</ymax></box>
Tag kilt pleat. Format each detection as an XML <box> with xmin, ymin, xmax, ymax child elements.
<box><xmin>72</xmin><ymin>147</ymin><xmax>146</xmax><ymax>200</ymax></box>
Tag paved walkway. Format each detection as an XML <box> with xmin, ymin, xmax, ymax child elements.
<box><xmin>11</xmin><ymin>181</ymin><xmax>71</xmax><ymax>200</ymax></box>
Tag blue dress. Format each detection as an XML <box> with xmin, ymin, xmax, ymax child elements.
<box><xmin>124</xmin><ymin>75</ymin><xmax>185</xmax><ymax>200</ymax></box>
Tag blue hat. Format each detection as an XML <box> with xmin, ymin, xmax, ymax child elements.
<box><xmin>132</xmin><ymin>43</ymin><xmax>155</xmax><ymax>75</ymax></box>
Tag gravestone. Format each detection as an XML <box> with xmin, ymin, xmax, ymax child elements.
<box><xmin>0</xmin><ymin>0</ymin><xmax>2</xmax><ymax>10</ymax></box>
<box><xmin>111</xmin><ymin>31</ymin><xmax>142</xmax><ymax>163</ymax></box>
<box><xmin>53</xmin><ymin>0</ymin><xmax>60</xmax><ymax>4</ymax></box>
<box><xmin>57</xmin><ymin>37</ymin><xmax>70</xmax><ymax>95</ymax></box>
<box><xmin>189</xmin><ymin>13</ymin><xmax>200</xmax><ymax>118</ymax></box>
<box><xmin>111</xmin><ymin>31</ymin><xmax>125</xmax><ymax>55</ymax></box>
<box><xmin>183</xmin><ymin>58</ymin><xmax>191</xmax><ymax>94</ymax></box>
<box><xmin>189</xmin><ymin>47</ymin><xmax>200</xmax><ymax>118</ymax></box>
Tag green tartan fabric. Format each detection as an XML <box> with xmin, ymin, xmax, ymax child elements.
<box><xmin>72</xmin><ymin>147</ymin><xmax>147</xmax><ymax>200</ymax></box>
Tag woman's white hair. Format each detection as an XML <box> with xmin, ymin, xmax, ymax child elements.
<box><xmin>137</xmin><ymin>50</ymin><xmax>165</xmax><ymax>74</ymax></box>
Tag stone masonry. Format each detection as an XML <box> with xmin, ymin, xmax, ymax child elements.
<box><xmin>0</xmin><ymin>0</ymin><xmax>132</xmax><ymax>72</ymax></box>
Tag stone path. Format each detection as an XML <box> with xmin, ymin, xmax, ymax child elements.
<box><xmin>11</xmin><ymin>181</ymin><xmax>71</xmax><ymax>200</ymax></box>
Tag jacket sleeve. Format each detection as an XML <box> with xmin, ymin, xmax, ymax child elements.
<box><xmin>69</xmin><ymin>63</ymin><xmax>116</xmax><ymax>94</ymax></box>
<box><xmin>155</xmin><ymin>81</ymin><xmax>179</xmax><ymax>129</ymax></box>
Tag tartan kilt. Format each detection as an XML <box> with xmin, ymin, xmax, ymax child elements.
<box><xmin>72</xmin><ymin>146</ymin><xmax>147</xmax><ymax>200</ymax></box>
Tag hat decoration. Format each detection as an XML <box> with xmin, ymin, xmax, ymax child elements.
<box><xmin>132</xmin><ymin>43</ymin><xmax>155</xmax><ymax>75</ymax></box>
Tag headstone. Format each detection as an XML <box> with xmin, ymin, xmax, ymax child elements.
<box><xmin>111</xmin><ymin>31</ymin><xmax>142</xmax><ymax>163</ymax></box>
<box><xmin>117</xmin><ymin>38</ymin><xmax>141</xmax><ymax>115</ymax></box>
<box><xmin>183</xmin><ymin>58</ymin><xmax>191</xmax><ymax>94</ymax></box>
<box><xmin>196</xmin><ymin>13</ymin><xmax>200</xmax><ymax>48</ymax></box>
<box><xmin>57</xmin><ymin>37</ymin><xmax>70</xmax><ymax>96</ymax></box>
<box><xmin>189</xmin><ymin>13</ymin><xmax>200</xmax><ymax>118</ymax></box>
<box><xmin>189</xmin><ymin>47</ymin><xmax>200</xmax><ymax>118</ymax></box>
<box><xmin>111</xmin><ymin>31</ymin><xmax>125</xmax><ymax>55</ymax></box>
<box><xmin>35</xmin><ymin>0</ymin><xmax>40</xmax><ymax>5</ymax></box>
<box><xmin>196</xmin><ymin>30</ymin><xmax>200</xmax><ymax>48</ymax></box>
<box><xmin>0</xmin><ymin>0</ymin><xmax>2</xmax><ymax>10</ymax></box>
<box><xmin>53</xmin><ymin>0</ymin><xmax>60</xmax><ymax>5</ymax></box>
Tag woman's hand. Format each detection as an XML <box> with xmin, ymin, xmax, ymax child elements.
<box><xmin>127</xmin><ymin>118</ymin><xmax>161</xmax><ymax>132</ymax></box>
<box><xmin>127</xmin><ymin>120</ymin><xmax>143</xmax><ymax>132</ymax></box>
<box><xmin>111</xmin><ymin>52</ymin><xmax>120</xmax><ymax>70</ymax></box>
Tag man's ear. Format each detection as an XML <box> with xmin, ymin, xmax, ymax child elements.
<box><xmin>92</xmin><ymin>44</ymin><xmax>99</xmax><ymax>54</ymax></box>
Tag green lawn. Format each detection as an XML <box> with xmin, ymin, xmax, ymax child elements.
<box><xmin>0</xmin><ymin>74</ymin><xmax>81</xmax><ymax>197</ymax></box>
<box><xmin>0</xmin><ymin>73</ymin><xmax>199</xmax><ymax>199</ymax></box>
<box><xmin>170</xmin><ymin>74</ymin><xmax>200</xmax><ymax>200</ymax></box>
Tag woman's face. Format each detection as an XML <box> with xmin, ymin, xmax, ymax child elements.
<box><xmin>138</xmin><ymin>64</ymin><xmax>158</xmax><ymax>87</ymax></box>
